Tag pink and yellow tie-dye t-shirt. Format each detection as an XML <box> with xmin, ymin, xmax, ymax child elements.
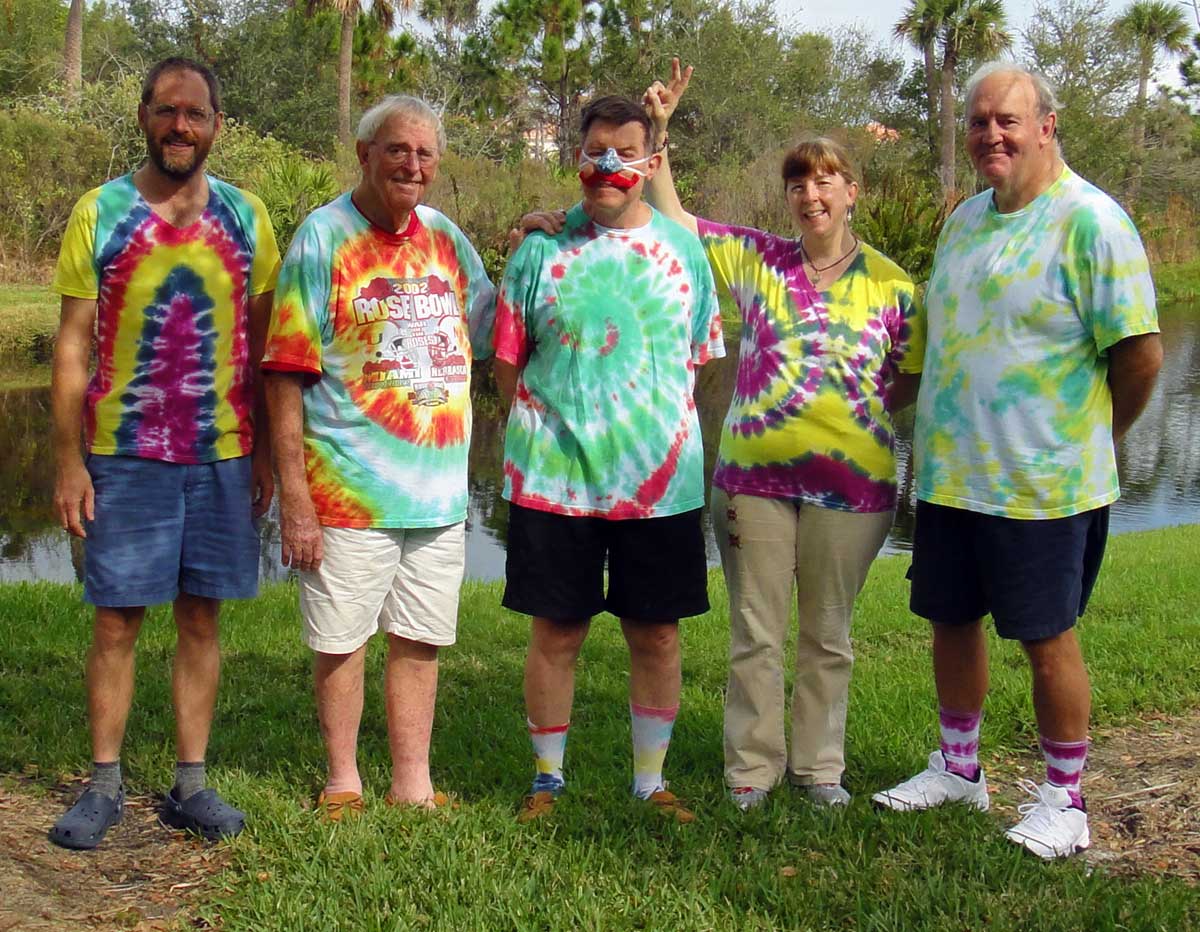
<box><xmin>697</xmin><ymin>220</ymin><xmax>924</xmax><ymax>513</ymax></box>
<box><xmin>262</xmin><ymin>196</ymin><xmax>495</xmax><ymax>529</ymax></box>
<box><xmin>52</xmin><ymin>174</ymin><xmax>280</xmax><ymax>463</ymax></box>
<box><xmin>495</xmin><ymin>204</ymin><xmax>724</xmax><ymax>519</ymax></box>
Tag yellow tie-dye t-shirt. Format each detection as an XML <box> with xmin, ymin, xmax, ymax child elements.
<box><xmin>52</xmin><ymin>174</ymin><xmax>280</xmax><ymax>463</ymax></box>
<box><xmin>915</xmin><ymin>167</ymin><xmax>1158</xmax><ymax>519</ymax></box>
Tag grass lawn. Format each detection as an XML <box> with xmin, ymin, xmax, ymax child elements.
<box><xmin>0</xmin><ymin>282</ymin><xmax>58</xmax><ymax>390</ymax></box>
<box><xmin>1</xmin><ymin>526</ymin><xmax>1198</xmax><ymax>930</ymax></box>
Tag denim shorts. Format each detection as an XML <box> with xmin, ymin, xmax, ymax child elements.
<box><xmin>83</xmin><ymin>454</ymin><xmax>260</xmax><ymax>607</ymax></box>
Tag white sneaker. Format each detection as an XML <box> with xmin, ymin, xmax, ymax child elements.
<box><xmin>1004</xmin><ymin>779</ymin><xmax>1090</xmax><ymax>859</ymax></box>
<box><xmin>802</xmin><ymin>783</ymin><xmax>851</xmax><ymax>807</ymax></box>
<box><xmin>729</xmin><ymin>786</ymin><xmax>769</xmax><ymax>811</ymax></box>
<box><xmin>871</xmin><ymin>750</ymin><xmax>990</xmax><ymax>812</ymax></box>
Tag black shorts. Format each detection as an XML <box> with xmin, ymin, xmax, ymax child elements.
<box><xmin>908</xmin><ymin>501</ymin><xmax>1109</xmax><ymax>642</ymax></box>
<box><xmin>501</xmin><ymin>503</ymin><xmax>710</xmax><ymax>622</ymax></box>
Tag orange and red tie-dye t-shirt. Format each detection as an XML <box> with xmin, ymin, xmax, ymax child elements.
<box><xmin>262</xmin><ymin>195</ymin><xmax>495</xmax><ymax>528</ymax></box>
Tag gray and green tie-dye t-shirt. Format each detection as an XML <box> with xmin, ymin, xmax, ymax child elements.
<box><xmin>494</xmin><ymin>204</ymin><xmax>724</xmax><ymax>518</ymax></box>
<box><xmin>914</xmin><ymin>167</ymin><xmax>1158</xmax><ymax>519</ymax></box>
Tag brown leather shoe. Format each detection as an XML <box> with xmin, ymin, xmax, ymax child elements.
<box><xmin>517</xmin><ymin>790</ymin><xmax>557</xmax><ymax>823</ymax></box>
<box><xmin>647</xmin><ymin>789</ymin><xmax>695</xmax><ymax>823</ymax></box>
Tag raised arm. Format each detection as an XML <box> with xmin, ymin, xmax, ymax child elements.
<box><xmin>643</xmin><ymin>58</ymin><xmax>698</xmax><ymax>236</ymax></box>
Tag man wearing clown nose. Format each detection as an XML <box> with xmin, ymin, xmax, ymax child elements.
<box><xmin>493</xmin><ymin>95</ymin><xmax>725</xmax><ymax>823</ymax></box>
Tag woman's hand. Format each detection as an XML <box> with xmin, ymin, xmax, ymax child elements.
<box><xmin>644</xmin><ymin>58</ymin><xmax>693</xmax><ymax>133</ymax></box>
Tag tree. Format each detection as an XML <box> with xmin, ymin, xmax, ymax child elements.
<box><xmin>1115</xmin><ymin>0</ymin><xmax>1189</xmax><ymax>153</ymax></box>
<box><xmin>893</xmin><ymin>0</ymin><xmax>1010</xmax><ymax>202</ymax></box>
<box><xmin>63</xmin><ymin>0</ymin><xmax>83</xmax><ymax>101</ymax></box>
<box><xmin>1023</xmin><ymin>0</ymin><xmax>1137</xmax><ymax>192</ymax></box>
<box><xmin>935</xmin><ymin>0</ymin><xmax>1011</xmax><ymax>202</ymax></box>
<box><xmin>490</xmin><ymin>0</ymin><xmax>599</xmax><ymax>166</ymax></box>
<box><xmin>894</xmin><ymin>0</ymin><xmax>946</xmax><ymax>162</ymax></box>
<box><xmin>308</xmin><ymin>0</ymin><xmax>414</xmax><ymax>148</ymax></box>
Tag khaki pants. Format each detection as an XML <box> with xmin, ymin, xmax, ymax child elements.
<box><xmin>713</xmin><ymin>489</ymin><xmax>892</xmax><ymax>789</ymax></box>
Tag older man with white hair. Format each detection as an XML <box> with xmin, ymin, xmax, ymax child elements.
<box><xmin>263</xmin><ymin>96</ymin><xmax>494</xmax><ymax>818</ymax></box>
<box><xmin>872</xmin><ymin>63</ymin><xmax>1163</xmax><ymax>858</ymax></box>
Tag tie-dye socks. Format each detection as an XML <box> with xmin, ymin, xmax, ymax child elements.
<box><xmin>528</xmin><ymin>719</ymin><xmax>569</xmax><ymax>794</ymax></box>
<box><xmin>939</xmin><ymin>707</ymin><xmax>982</xmax><ymax>780</ymax></box>
<box><xmin>630</xmin><ymin>702</ymin><xmax>679</xmax><ymax>799</ymax></box>
<box><xmin>1040</xmin><ymin>735</ymin><xmax>1087</xmax><ymax>809</ymax></box>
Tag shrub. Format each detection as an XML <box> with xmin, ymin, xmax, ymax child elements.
<box><xmin>0</xmin><ymin>109</ymin><xmax>112</xmax><ymax>267</ymax></box>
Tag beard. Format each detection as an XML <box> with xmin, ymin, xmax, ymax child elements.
<box><xmin>146</xmin><ymin>131</ymin><xmax>210</xmax><ymax>180</ymax></box>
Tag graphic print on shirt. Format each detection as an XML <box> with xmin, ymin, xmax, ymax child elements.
<box><xmin>354</xmin><ymin>274</ymin><xmax>469</xmax><ymax>405</ymax></box>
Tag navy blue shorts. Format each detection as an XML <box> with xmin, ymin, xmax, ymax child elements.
<box><xmin>83</xmin><ymin>454</ymin><xmax>260</xmax><ymax>607</ymax></box>
<box><xmin>907</xmin><ymin>501</ymin><xmax>1109</xmax><ymax>642</ymax></box>
<box><xmin>502</xmin><ymin>503</ymin><xmax>710</xmax><ymax>622</ymax></box>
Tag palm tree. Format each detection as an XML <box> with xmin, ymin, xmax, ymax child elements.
<box><xmin>894</xmin><ymin>0</ymin><xmax>946</xmax><ymax>163</ymax></box>
<box><xmin>1115</xmin><ymin>0</ymin><xmax>1190</xmax><ymax>150</ymax></box>
<box><xmin>63</xmin><ymin>0</ymin><xmax>84</xmax><ymax>103</ymax></box>
<box><xmin>309</xmin><ymin>0</ymin><xmax>414</xmax><ymax>148</ymax></box>
<box><xmin>895</xmin><ymin>0</ymin><xmax>1010</xmax><ymax>203</ymax></box>
<box><xmin>936</xmin><ymin>0</ymin><xmax>1011</xmax><ymax>203</ymax></box>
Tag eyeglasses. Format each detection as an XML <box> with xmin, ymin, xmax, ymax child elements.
<box><xmin>374</xmin><ymin>143</ymin><xmax>438</xmax><ymax>168</ymax></box>
<box><xmin>149</xmin><ymin>104</ymin><xmax>214</xmax><ymax>126</ymax></box>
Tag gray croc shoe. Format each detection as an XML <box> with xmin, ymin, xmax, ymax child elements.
<box><xmin>160</xmin><ymin>787</ymin><xmax>245</xmax><ymax>841</ymax></box>
<box><xmin>48</xmin><ymin>785</ymin><xmax>124</xmax><ymax>850</ymax></box>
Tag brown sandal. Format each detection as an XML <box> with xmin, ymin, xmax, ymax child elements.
<box><xmin>517</xmin><ymin>790</ymin><xmax>557</xmax><ymax>823</ymax></box>
<box><xmin>316</xmin><ymin>790</ymin><xmax>364</xmax><ymax>822</ymax></box>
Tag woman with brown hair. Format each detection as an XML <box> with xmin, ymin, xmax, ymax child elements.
<box><xmin>644</xmin><ymin>61</ymin><xmax>925</xmax><ymax>809</ymax></box>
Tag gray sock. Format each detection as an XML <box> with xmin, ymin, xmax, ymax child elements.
<box><xmin>90</xmin><ymin>760</ymin><xmax>122</xmax><ymax>800</ymax></box>
<box><xmin>173</xmin><ymin>761</ymin><xmax>206</xmax><ymax>801</ymax></box>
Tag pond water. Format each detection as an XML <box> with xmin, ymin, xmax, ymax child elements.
<box><xmin>2</xmin><ymin>305</ymin><xmax>1198</xmax><ymax>585</ymax></box>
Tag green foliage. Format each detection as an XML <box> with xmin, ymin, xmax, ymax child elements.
<box><xmin>0</xmin><ymin>107</ymin><xmax>111</xmax><ymax>265</ymax></box>
<box><xmin>425</xmin><ymin>152</ymin><xmax>579</xmax><ymax>280</ymax></box>
<box><xmin>240</xmin><ymin>150</ymin><xmax>342</xmax><ymax>254</ymax></box>
<box><xmin>855</xmin><ymin>180</ymin><xmax>948</xmax><ymax>284</ymax></box>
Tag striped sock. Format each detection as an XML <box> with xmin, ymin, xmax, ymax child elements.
<box><xmin>939</xmin><ymin>707</ymin><xmax>982</xmax><ymax>780</ymax></box>
<box><xmin>528</xmin><ymin>719</ymin><xmax>569</xmax><ymax>794</ymax></box>
<box><xmin>630</xmin><ymin>702</ymin><xmax>678</xmax><ymax>800</ymax></box>
<box><xmin>1040</xmin><ymin>735</ymin><xmax>1088</xmax><ymax>809</ymax></box>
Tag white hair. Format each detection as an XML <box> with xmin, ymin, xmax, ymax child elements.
<box><xmin>964</xmin><ymin>61</ymin><xmax>1062</xmax><ymax>118</ymax></box>
<box><xmin>356</xmin><ymin>95</ymin><xmax>446</xmax><ymax>154</ymax></box>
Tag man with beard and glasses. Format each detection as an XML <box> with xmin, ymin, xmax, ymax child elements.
<box><xmin>47</xmin><ymin>57</ymin><xmax>280</xmax><ymax>849</ymax></box>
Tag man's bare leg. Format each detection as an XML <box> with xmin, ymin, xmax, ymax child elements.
<box><xmin>314</xmin><ymin>645</ymin><xmax>367</xmax><ymax>796</ymax></box>
<box><xmin>385</xmin><ymin>635</ymin><xmax>440</xmax><ymax>805</ymax></box>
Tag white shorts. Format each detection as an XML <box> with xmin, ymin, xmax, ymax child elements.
<box><xmin>299</xmin><ymin>523</ymin><xmax>466</xmax><ymax>654</ymax></box>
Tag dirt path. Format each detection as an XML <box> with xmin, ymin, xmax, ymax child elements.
<box><xmin>988</xmin><ymin>710</ymin><xmax>1199</xmax><ymax>882</ymax></box>
<box><xmin>1</xmin><ymin>712</ymin><xmax>1196</xmax><ymax>930</ymax></box>
<box><xmin>0</xmin><ymin>774</ymin><xmax>229</xmax><ymax>932</ymax></box>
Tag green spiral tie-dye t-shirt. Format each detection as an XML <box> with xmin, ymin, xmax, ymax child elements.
<box><xmin>915</xmin><ymin>167</ymin><xmax>1158</xmax><ymax>519</ymax></box>
<box><xmin>494</xmin><ymin>204</ymin><xmax>724</xmax><ymax>519</ymax></box>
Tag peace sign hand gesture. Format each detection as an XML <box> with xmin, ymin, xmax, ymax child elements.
<box><xmin>643</xmin><ymin>58</ymin><xmax>693</xmax><ymax>134</ymax></box>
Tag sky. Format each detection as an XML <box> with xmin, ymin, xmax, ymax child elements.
<box><xmin>771</xmin><ymin>0</ymin><xmax>1187</xmax><ymax>86</ymax></box>
<box><xmin>779</xmin><ymin>0</ymin><xmax>1113</xmax><ymax>55</ymax></box>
